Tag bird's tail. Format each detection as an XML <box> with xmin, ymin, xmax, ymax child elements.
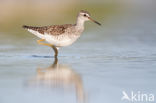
<box><xmin>22</xmin><ymin>25</ymin><xmax>35</xmax><ymax>29</ymax></box>
<box><xmin>22</xmin><ymin>25</ymin><xmax>45</xmax><ymax>39</ymax></box>
<box><xmin>22</xmin><ymin>25</ymin><xmax>29</xmax><ymax>29</ymax></box>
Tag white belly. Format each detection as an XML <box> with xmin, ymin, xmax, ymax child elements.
<box><xmin>44</xmin><ymin>34</ymin><xmax>80</xmax><ymax>47</ymax></box>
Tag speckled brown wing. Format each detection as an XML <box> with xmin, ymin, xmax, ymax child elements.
<box><xmin>45</xmin><ymin>24</ymin><xmax>73</xmax><ymax>35</ymax></box>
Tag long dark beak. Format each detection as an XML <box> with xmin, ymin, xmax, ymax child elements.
<box><xmin>88</xmin><ymin>17</ymin><xmax>101</xmax><ymax>26</ymax></box>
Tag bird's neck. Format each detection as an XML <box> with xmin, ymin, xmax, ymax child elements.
<box><xmin>75</xmin><ymin>18</ymin><xmax>85</xmax><ymax>30</ymax></box>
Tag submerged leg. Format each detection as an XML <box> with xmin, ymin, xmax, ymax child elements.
<box><xmin>37</xmin><ymin>39</ymin><xmax>59</xmax><ymax>57</ymax></box>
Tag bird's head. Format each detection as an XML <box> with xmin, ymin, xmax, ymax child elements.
<box><xmin>78</xmin><ymin>10</ymin><xmax>101</xmax><ymax>26</ymax></box>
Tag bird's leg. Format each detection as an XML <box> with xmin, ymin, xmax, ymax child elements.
<box><xmin>37</xmin><ymin>39</ymin><xmax>58</xmax><ymax>57</ymax></box>
<box><xmin>51</xmin><ymin>56</ymin><xmax>58</xmax><ymax>68</ymax></box>
<box><xmin>51</xmin><ymin>45</ymin><xmax>58</xmax><ymax>58</ymax></box>
<box><xmin>37</xmin><ymin>39</ymin><xmax>52</xmax><ymax>47</ymax></box>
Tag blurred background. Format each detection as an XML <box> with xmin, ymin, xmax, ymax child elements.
<box><xmin>0</xmin><ymin>0</ymin><xmax>156</xmax><ymax>103</ymax></box>
<box><xmin>0</xmin><ymin>0</ymin><xmax>113</xmax><ymax>32</ymax></box>
<box><xmin>0</xmin><ymin>0</ymin><xmax>156</xmax><ymax>46</ymax></box>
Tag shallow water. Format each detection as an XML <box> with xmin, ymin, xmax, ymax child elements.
<box><xmin>1</xmin><ymin>25</ymin><xmax>156</xmax><ymax>103</ymax></box>
<box><xmin>0</xmin><ymin>2</ymin><xmax>156</xmax><ymax>103</ymax></box>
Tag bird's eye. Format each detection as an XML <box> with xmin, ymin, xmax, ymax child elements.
<box><xmin>83</xmin><ymin>14</ymin><xmax>87</xmax><ymax>17</ymax></box>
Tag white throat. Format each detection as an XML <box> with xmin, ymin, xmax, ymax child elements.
<box><xmin>76</xmin><ymin>17</ymin><xmax>85</xmax><ymax>29</ymax></box>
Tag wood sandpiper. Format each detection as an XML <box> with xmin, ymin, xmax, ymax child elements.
<box><xmin>23</xmin><ymin>10</ymin><xmax>101</xmax><ymax>58</ymax></box>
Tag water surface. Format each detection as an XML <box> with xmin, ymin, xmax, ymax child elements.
<box><xmin>0</xmin><ymin>1</ymin><xmax>156</xmax><ymax>103</ymax></box>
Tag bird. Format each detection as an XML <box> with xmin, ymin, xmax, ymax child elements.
<box><xmin>23</xmin><ymin>10</ymin><xmax>101</xmax><ymax>58</ymax></box>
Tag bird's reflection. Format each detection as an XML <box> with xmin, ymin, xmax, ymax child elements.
<box><xmin>28</xmin><ymin>57</ymin><xmax>86</xmax><ymax>103</ymax></box>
